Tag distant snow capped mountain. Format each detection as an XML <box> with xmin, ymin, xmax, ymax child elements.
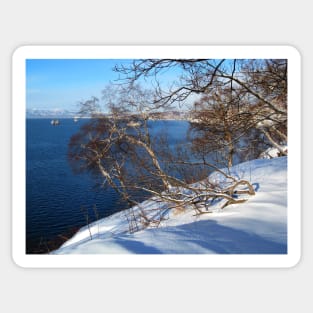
<box><xmin>26</xmin><ymin>108</ymin><xmax>78</xmax><ymax>118</ymax></box>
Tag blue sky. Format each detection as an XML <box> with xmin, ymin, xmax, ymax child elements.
<box><xmin>26</xmin><ymin>58</ymin><xmax>231</xmax><ymax>112</ymax></box>
<box><xmin>26</xmin><ymin>59</ymin><xmax>131</xmax><ymax>111</ymax></box>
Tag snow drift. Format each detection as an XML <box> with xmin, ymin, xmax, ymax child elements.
<box><xmin>52</xmin><ymin>156</ymin><xmax>287</xmax><ymax>255</ymax></box>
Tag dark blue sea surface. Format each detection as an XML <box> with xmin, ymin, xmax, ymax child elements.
<box><xmin>26</xmin><ymin>118</ymin><xmax>190</xmax><ymax>253</ymax></box>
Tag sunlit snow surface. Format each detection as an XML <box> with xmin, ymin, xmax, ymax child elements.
<box><xmin>52</xmin><ymin>157</ymin><xmax>287</xmax><ymax>254</ymax></box>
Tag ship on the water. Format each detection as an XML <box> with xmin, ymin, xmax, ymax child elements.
<box><xmin>51</xmin><ymin>119</ymin><xmax>60</xmax><ymax>126</ymax></box>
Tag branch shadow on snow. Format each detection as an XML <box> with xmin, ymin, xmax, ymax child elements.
<box><xmin>53</xmin><ymin>214</ymin><xmax>287</xmax><ymax>255</ymax></box>
<box><xmin>110</xmin><ymin>237</ymin><xmax>163</xmax><ymax>254</ymax></box>
<box><xmin>110</xmin><ymin>220</ymin><xmax>287</xmax><ymax>254</ymax></box>
<box><xmin>167</xmin><ymin>220</ymin><xmax>287</xmax><ymax>254</ymax></box>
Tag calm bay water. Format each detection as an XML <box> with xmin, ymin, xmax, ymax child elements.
<box><xmin>26</xmin><ymin>118</ymin><xmax>190</xmax><ymax>253</ymax></box>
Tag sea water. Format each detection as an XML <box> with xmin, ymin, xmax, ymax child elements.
<box><xmin>26</xmin><ymin>119</ymin><xmax>190</xmax><ymax>253</ymax></box>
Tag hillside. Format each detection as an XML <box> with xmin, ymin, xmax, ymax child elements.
<box><xmin>52</xmin><ymin>156</ymin><xmax>287</xmax><ymax>255</ymax></box>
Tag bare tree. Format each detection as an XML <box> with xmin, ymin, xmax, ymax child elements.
<box><xmin>245</xmin><ymin>59</ymin><xmax>288</xmax><ymax>155</ymax></box>
<box><xmin>69</xmin><ymin>58</ymin><xmax>287</xmax><ymax>233</ymax></box>
<box><xmin>69</xmin><ymin>82</ymin><xmax>256</xmax><ymax>232</ymax></box>
<box><xmin>116</xmin><ymin>58</ymin><xmax>287</xmax><ymax>156</ymax></box>
<box><xmin>189</xmin><ymin>86</ymin><xmax>251</xmax><ymax>168</ymax></box>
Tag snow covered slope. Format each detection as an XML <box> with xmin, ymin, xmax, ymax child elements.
<box><xmin>53</xmin><ymin>157</ymin><xmax>287</xmax><ymax>255</ymax></box>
